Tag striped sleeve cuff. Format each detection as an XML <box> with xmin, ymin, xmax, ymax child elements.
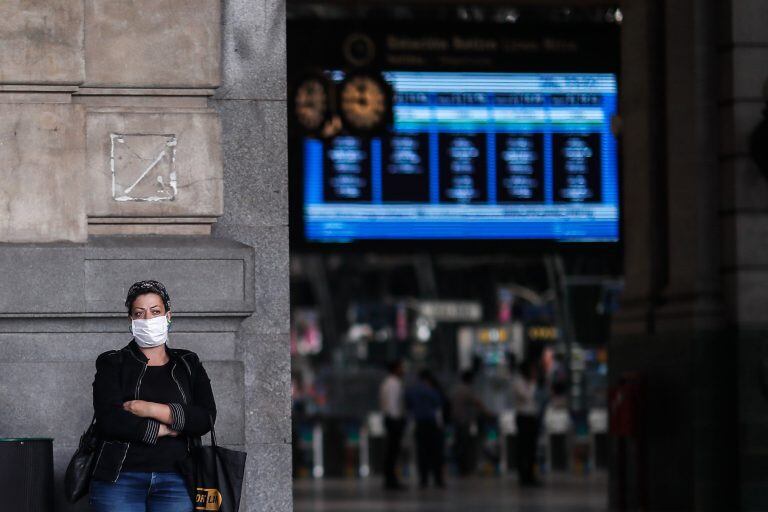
<box><xmin>143</xmin><ymin>419</ymin><xmax>161</xmax><ymax>445</ymax></box>
<box><xmin>168</xmin><ymin>403</ymin><xmax>186</xmax><ymax>432</ymax></box>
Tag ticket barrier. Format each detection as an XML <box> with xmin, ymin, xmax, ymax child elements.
<box><xmin>499</xmin><ymin>410</ymin><xmax>517</xmax><ymax>474</ymax></box>
<box><xmin>292</xmin><ymin>420</ymin><xmax>324</xmax><ymax>478</ymax></box>
<box><xmin>543</xmin><ymin>407</ymin><xmax>572</xmax><ymax>472</ymax></box>
<box><xmin>292</xmin><ymin>420</ymin><xmax>316</xmax><ymax>478</ymax></box>
<box><xmin>322</xmin><ymin>417</ymin><xmax>362</xmax><ymax>478</ymax></box>
<box><xmin>298</xmin><ymin>408</ymin><xmax>609</xmax><ymax>480</ymax></box>
<box><xmin>589</xmin><ymin>408</ymin><xmax>609</xmax><ymax>470</ymax></box>
<box><xmin>363</xmin><ymin>412</ymin><xmax>386</xmax><ymax>477</ymax></box>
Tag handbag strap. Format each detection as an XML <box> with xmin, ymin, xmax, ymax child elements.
<box><xmin>209</xmin><ymin>414</ymin><xmax>217</xmax><ymax>448</ymax></box>
<box><xmin>192</xmin><ymin>415</ymin><xmax>217</xmax><ymax>449</ymax></box>
<box><xmin>80</xmin><ymin>413</ymin><xmax>97</xmax><ymax>450</ymax></box>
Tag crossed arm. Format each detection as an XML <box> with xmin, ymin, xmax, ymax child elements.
<box><xmin>123</xmin><ymin>401</ymin><xmax>178</xmax><ymax>438</ymax></box>
<box><xmin>93</xmin><ymin>354</ymin><xmax>217</xmax><ymax>445</ymax></box>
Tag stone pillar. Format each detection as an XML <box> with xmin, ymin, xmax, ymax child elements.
<box><xmin>718</xmin><ymin>0</ymin><xmax>768</xmax><ymax>509</ymax></box>
<box><xmin>611</xmin><ymin>0</ymin><xmax>734</xmax><ymax>509</ymax></box>
<box><xmin>209</xmin><ymin>0</ymin><xmax>291</xmax><ymax>510</ymax></box>
<box><xmin>0</xmin><ymin>2</ymin><xmax>289</xmax><ymax>511</ymax></box>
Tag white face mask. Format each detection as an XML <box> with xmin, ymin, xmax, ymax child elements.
<box><xmin>131</xmin><ymin>315</ymin><xmax>169</xmax><ymax>348</ymax></box>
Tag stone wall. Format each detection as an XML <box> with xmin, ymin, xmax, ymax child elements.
<box><xmin>0</xmin><ymin>0</ymin><xmax>225</xmax><ymax>240</ymax></box>
<box><xmin>612</xmin><ymin>0</ymin><xmax>767</xmax><ymax>509</ymax></box>
<box><xmin>210</xmin><ymin>0</ymin><xmax>292</xmax><ymax>509</ymax></box>
<box><xmin>718</xmin><ymin>0</ymin><xmax>768</xmax><ymax>509</ymax></box>
<box><xmin>0</xmin><ymin>1</ymin><xmax>289</xmax><ymax>511</ymax></box>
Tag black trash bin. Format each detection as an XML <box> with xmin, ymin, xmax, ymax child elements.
<box><xmin>0</xmin><ymin>438</ymin><xmax>54</xmax><ymax>511</ymax></box>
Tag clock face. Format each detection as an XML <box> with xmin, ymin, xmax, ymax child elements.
<box><xmin>339</xmin><ymin>74</ymin><xmax>389</xmax><ymax>132</ymax></box>
<box><xmin>294</xmin><ymin>78</ymin><xmax>329</xmax><ymax>132</ymax></box>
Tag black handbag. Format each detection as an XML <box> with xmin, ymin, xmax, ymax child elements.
<box><xmin>64</xmin><ymin>414</ymin><xmax>98</xmax><ymax>503</ymax></box>
<box><xmin>180</xmin><ymin>418</ymin><xmax>247</xmax><ymax>512</ymax></box>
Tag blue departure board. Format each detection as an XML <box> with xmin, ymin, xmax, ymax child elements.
<box><xmin>303</xmin><ymin>71</ymin><xmax>619</xmax><ymax>243</ymax></box>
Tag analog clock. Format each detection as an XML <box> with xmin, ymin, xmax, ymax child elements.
<box><xmin>338</xmin><ymin>72</ymin><xmax>392</xmax><ymax>134</ymax></box>
<box><xmin>292</xmin><ymin>75</ymin><xmax>332</xmax><ymax>134</ymax></box>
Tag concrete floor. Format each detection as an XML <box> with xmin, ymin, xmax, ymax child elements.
<box><xmin>294</xmin><ymin>473</ymin><xmax>608</xmax><ymax>512</ymax></box>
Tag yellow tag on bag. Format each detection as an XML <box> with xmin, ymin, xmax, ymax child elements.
<box><xmin>195</xmin><ymin>488</ymin><xmax>223</xmax><ymax>511</ymax></box>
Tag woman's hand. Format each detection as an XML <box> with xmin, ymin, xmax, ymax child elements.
<box><xmin>123</xmin><ymin>400</ymin><xmax>174</xmax><ymax>424</ymax></box>
<box><xmin>123</xmin><ymin>400</ymin><xmax>156</xmax><ymax>418</ymax></box>
<box><xmin>158</xmin><ymin>423</ymin><xmax>179</xmax><ymax>438</ymax></box>
<box><xmin>123</xmin><ymin>401</ymin><xmax>178</xmax><ymax>437</ymax></box>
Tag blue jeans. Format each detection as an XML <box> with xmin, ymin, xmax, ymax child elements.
<box><xmin>90</xmin><ymin>471</ymin><xmax>193</xmax><ymax>512</ymax></box>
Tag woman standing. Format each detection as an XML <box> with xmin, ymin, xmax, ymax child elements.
<box><xmin>90</xmin><ymin>280</ymin><xmax>217</xmax><ymax>512</ymax></box>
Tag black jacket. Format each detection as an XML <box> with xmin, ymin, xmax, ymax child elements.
<box><xmin>91</xmin><ymin>340</ymin><xmax>217</xmax><ymax>483</ymax></box>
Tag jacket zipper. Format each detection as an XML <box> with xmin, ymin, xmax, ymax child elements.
<box><xmin>171</xmin><ymin>362</ymin><xmax>187</xmax><ymax>404</ymax></box>
<box><xmin>116</xmin><ymin>357</ymin><xmax>147</xmax><ymax>482</ymax></box>
<box><xmin>135</xmin><ymin>362</ymin><xmax>148</xmax><ymax>400</ymax></box>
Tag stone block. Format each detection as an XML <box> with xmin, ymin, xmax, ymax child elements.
<box><xmin>730</xmin><ymin>0</ymin><xmax>768</xmax><ymax>45</ymax></box>
<box><xmin>244</xmin><ymin>442</ymin><xmax>292</xmax><ymax>512</ymax></box>
<box><xmin>212</xmin><ymin>227</ymin><xmax>289</xmax><ymax>333</ymax></box>
<box><xmin>724</xmin><ymin>270</ymin><xmax>768</xmax><ymax>327</ymax></box>
<box><xmin>85</xmin><ymin>258</ymin><xmax>245</xmax><ymax>308</ymax></box>
<box><xmin>0</xmin><ymin>0</ymin><xmax>84</xmax><ymax>84</ymax></box>
<box><xmin>719</xmin><ymin>47</ymin><xmax>768</xmax><ymax>101</ymax></box>
<box><xmin>206</xmin><ymin>361</ymin><xmax>245</xmax><ymax>446</ymax></box>
<box><xmin>0</xmin><ymin>245</ymin><xmax>85</xmax><ymax>313</ymax></box>
<box><xmin>85</xmin><ymin>108</ymin><xmax>223</xmax><ymax>219</ymax></box>
<box><xmin>719</xmin><ymin>101</ymin><xmax>764</xmax><ymax>157</ymax></box>
<box><xmin>721</xmin><ymin>213</ymin><xmax>768</xmax><ymax>268</ymax></box>
<box><xmin>171</xmin><ymin>333</ymin><xmax>238</xmax><ymax>361</ymax></box>
<box><xmin>84</xmin><ymin>0</ymin><xmax>220</xmax><ymax>88</ymax></box>
<box><xmin>217</xmin><ymin>0</ymin><xmax>286</xmax><ymax>100</ymax></box>
<box><xmin>0</xmin><ymin>333</ymin><xmax>125</xmax><ymax>363</ymax></box>
<box><xmin>0</xmin><ymin>103</ymin><xmax>86</xmax><ymax>242</ymax></box>
<box><xmin>243</xmin><ymin>332</ymin><xmax>291</xmax><ymax>445</ymax></box>
<box><xmin>0</xmin><ymin>362</ymin><xmax>93</xmax><ymax>446</ymax></box>
<box><xmin>252</xmin><ymin>228</ymin><xmax>290</xmax><ymax>334</ymax></box>
<box><xmin>86</xmin><ymin>235</ymin><xmax>253</xmax><ymax>261</ymax></box>
<box><xmin>720</xmin><ymin>157</ymin><xmax>768</xmax><ymax>212</ymax></box>
<box><xmin>211</xmin><ymin>99</ymin><xmax>289</xmax><ymax>228</ymax></box>
<box><xmin>82</xmin><ymin>236</ymin><xmax>255</xmax><ymax>314</ymax></box>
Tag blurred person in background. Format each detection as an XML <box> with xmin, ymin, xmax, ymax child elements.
<box><xmin>513</xmin><ymin>358</ymin><xmax>542</xmax><ymax>487</ymax></box>
<box><xmin>425</xmin><ymin>371</ymin><xmax>449</xmax><ymax>484</ymax></box>
<box><xmin>380</xmin><ymin>359</ymin><xmax>406</xmax><ymax>490</ymax></box>
<box><xmin>450</xmin><ymin>370</ymin><xmax>491</xmax><ymax>477</ymax></box>
<box><xmin>406</xmin><ymin>369</ymin><xmax>446</xmax><ymax>489</ymax></box>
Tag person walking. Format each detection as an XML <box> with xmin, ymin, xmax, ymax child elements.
<box><xmin>513</xmin><ymin>359</ymin><xmax>541</xmax><ymax>487</ymax></box>
<box><xmin>450</xmin><ymin>370</ymin><xmax>490</xmax><ymax>476</ymax></box>
<box><xmin>406</xmin><ymin>369</ymin><xmax>446</xmax><ymax>489</ymax></box>
<box><xmin>89</xmin><ymin>280</ymin><xmax>217</xmax><ymax>512</ymax></box>
<box><xmin>380</xmin><ymin>359</ymin><xmax>406</xmax><ymax>490</ymax></box>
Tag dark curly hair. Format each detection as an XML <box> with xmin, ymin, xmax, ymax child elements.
<box><xmin>125</xmin><ymin>280</ymin><xmax>171</xmax><ymax>314</ymax></box>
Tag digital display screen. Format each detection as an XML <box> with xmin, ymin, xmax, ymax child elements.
<box><xmin>302</xmin><ymin>71</ymin><xmax>619</xmax><ymax>243</ymax></box>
